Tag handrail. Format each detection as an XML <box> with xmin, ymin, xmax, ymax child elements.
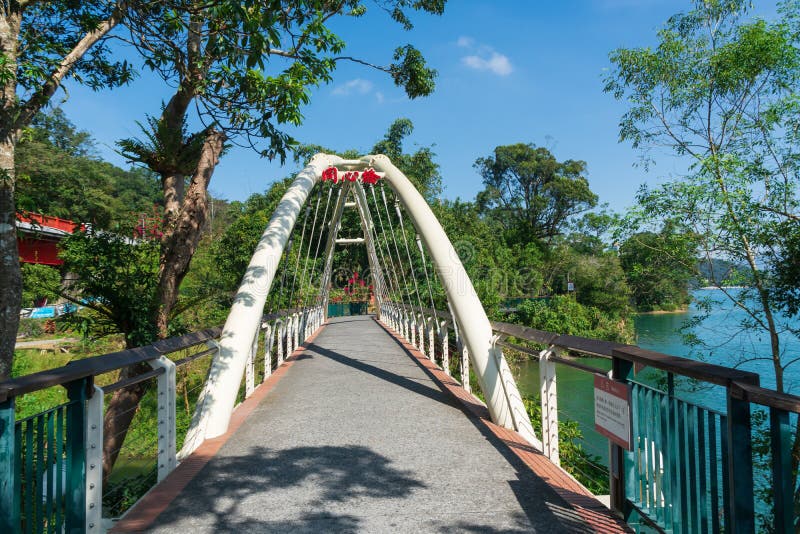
<box><xmin>730</xmin><ymin>380</ymin><xmax>800</xmax><ymax>412</ymax></box>
<box><xmin>399</xmin><ymin>309</ymin><xmax>789</xmax><ymax>409</ymax></box>
<box><xmin>0</xmin><ymin>307</ymin><xmax>310</xmax><ymax>403</ymax></box>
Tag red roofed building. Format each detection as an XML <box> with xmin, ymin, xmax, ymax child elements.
<box><xmin>16</xmin><ymin>212</ymin><xmax>84</xmax><ymax>266</ymax></box>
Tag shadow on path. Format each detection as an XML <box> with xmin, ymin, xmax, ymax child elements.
<box><xmin>305</xmin><ymin>342</ymin><xmax>459</xmax><ymax>408</ymax></box>
<box><xmin>152</xmin><ymin>445</ymin><xmax>426</xmax><ymax>532</ymax></box>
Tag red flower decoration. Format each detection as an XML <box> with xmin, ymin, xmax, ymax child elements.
<box><xmin>362</xmin><ymin>168</ymin><xmax>380</xmax><ymax>185</ymax></box>
<box><xmin>322</xmin><ymin>166</ymin><xmax>338</xmax><ymax>182</ymax></box>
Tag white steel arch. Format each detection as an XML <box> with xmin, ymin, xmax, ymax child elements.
<box><xmin>181</xmin><ymin>153</ymin><xmax>539</xmax><ymax>457</ymax></box>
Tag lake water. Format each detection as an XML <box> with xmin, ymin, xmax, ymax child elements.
<box><xmin>513</xmin><ymin>288</ymin><xmax>800</xmax><ymax>464</ymax></box>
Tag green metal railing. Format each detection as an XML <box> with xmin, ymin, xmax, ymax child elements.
<box><xmin>626</xmin><ymin>381</ymin><xmax>729</xmax><ymax>532</ymax></box>
<box><xmin>0</xmin><ymin>306</ymin><xmax>321</xmax><ymax>533</ymax></box>
<box><xmin>1</xmin><ymin>377</ymin><xmax>90</xmax><ymax>533</ymax></box>
<box><xmin>392</xmin><ymin>305</ymin><xmax>800</xmax><ymax>533</ymax></box>
<box><xmin>327</xmin><ymin>301</ymin><xmax>368</xmax><ymax>317</ymax></box>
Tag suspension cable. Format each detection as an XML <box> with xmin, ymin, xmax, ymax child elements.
<box><xmin>361</xmin><ymin>186</ymin><xmax>395</xmax><ymax>305</ymax></box>
<box><xmin>416</xmin><ymin>234</ymin><xmax>438</xmax><ymax>313</ymax></box>
<box><xmin>367</xmin><ymin>184</ymin><xmax>403</xmax><ymax>302</ymax></box>
<box><xmin>299</xmin><ymin>186</ymin><xmax>325</xmax><ymax>306</ymax></box>
<box><xmin>393</xmin><ymin>194</ymin><xmax>424</xmax><ymax>311</ymax></box>
<box><xmin>306</xmin><ymin>187</ymin><xmax>335</xmax><ymax>305</ymax></box>
<box><xmin>273</xmin><ymin>234</ymin><xmax>292</xmax><ymax>313</ymax></box>
<box><xmin>288</xmin><ymin>202</ymin><xmax>312</xmax><ymax>307</ymax></box>
<box><xmin>315</xmin><ymin>188</ymin><xmax>343</xmax><ymax>306</ymax></box>
<box><xmin>380</xmin><ymin>185</ymin><xmax>414</xmax><ymax>307</ymax></box>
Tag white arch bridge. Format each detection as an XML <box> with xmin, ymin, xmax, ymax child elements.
<box><xmin>0</xmin><ymin>154</ymin><xmax>795</xmax><ymax>533</ymax></box>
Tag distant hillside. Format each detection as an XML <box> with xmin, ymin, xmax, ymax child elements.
<box><xmin>694</xmin><ymin>258</ymin><xmax>750</xmax><ymax>287</ymax></box>
<box><xmin>15</xmin><ymin>108</ymin><xmax>163</xmax><ymax>231</ymax></box>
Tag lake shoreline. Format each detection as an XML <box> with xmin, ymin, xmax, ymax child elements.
<box><xmin>635</xmin><ymin>307</ymin><xmax>688</xmax><ymax>315</ymax></box>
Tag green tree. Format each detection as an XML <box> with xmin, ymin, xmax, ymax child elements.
<box><xmin>16</xmin><ymin>109</ymin><xmax>162</xmax><ymax>229</ymax></box>
<box><xmin>0</xmin><ymin>1</ymin><xmax>135</xmax><ymax>379</ymax></box>
<box><xmin>58</xmin><ymin>229</ymin><xmax>162</xmax><ymax>348</ymax></box>
<box><xmin>772</xmin><ymin>221</ymin><xmax>800</xmax><ymax>317</ymax></box>
<box><xmin>20</xmin><ymin>263</ymin><xmax>60</xmax><ymax>308</ymax></box>
<box><xmin>475</xmin><ymin>143</ymin><xmax>597</xmax><ymax>244</ymax></box>
<box><xmin>605</xmin><ymin>0</ymin><xmax>800</xmax><ymax>518</ymax></box>
<box><xmin>619</xmin><ymin>230</ymin><xmax>697</xmax><ymax>312</ymax></box>
<box><xmin>513</xmin><ymin>296</ymin><xmax>632</xmax><ymax>344</ymax></box>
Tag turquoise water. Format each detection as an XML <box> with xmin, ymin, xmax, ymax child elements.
<box><xmin>513</xmin><ymin>288</ymin><xmax>800</xmax><ymax>467</ymax></box>
<box><xmin>635</xmin><ymin>288</ymin><xmax>800</xmax><ymax>394</ymax></box>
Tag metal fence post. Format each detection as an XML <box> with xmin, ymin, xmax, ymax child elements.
<box><xmin>461</xmin><ymin>343</ymin><xmax>471</xmax><ymax>394</ymax></box>
<box><xmin>293</xmin><ymin>312</ymin><xmax>300</xmax><ymax>350</ymax></box>
<box><xmin>440</xmin><ymin>321</ymin><xmax>450</xmax><ymax>375</ymax></box>
<box><xmin>0</xmin><ymin>395</ymin><xmax>19</xmax><ymax>532</ymax></box>
<box><xmin>610</xmin><ymin>357</ymin><xmax>633</xmax><ymax>518</ymax></box>
<box><xmin>539</xmin><ymin>346</ymin><xmax>559</xmax><ymax>466</ymax></box>
<box><xmin>264</xmin><ymin>323</ymin><xmax>273</xmax><ymax>379</ymax></box>
<box><xmin>428</xmin><ymin>318</ymin><xmax>435</xmax><ymax>362</ymax></box>
<box><xmin>245</xmin><ymin>330</ymin><xmax>256</xmax><ymax>398</ymax></box>
<box><xmin>727</xmin><ymin>391</ymin><xmax>755</xmax><ymax>532</ymax></box>
<box><xmin>85</xmin><ymin>385</ymin><xmax>104</xmax><ymax>532</ymax></box>
<box><xmin>65</xmin><ymin>377</ymin><xmax>90</xmax><ymax>532</ymax></box>
<box><xmin>150</xmin><ymin>357</ymin><xmax>177</xmax><ymax>482</ymax></box>
<box><xmin>277</xmin><ymin>320</ymin><xmax>285</xmax><ymax>366</ymax></box>
<box><xmin>770</xmin><ymin>406</ymin><xmax>793</xmax><ymax>533</ymax></box>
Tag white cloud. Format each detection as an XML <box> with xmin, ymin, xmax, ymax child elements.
<box><xmin>462</xmin><ymin>52</ymin><xmax>513</xmax><ymax>76</ymax></box>
<box><xmin>332</xmin><ymin>78</ymin><xmax>373</xmax><ymax>96</ymax></box>
<box><xmin>375</xmin><ymin>91</ymin><xmax>385</xmax><ymax>104</ymax></box>
<box><xmin>456</xmin><ymin>36</ymin><xmax>474</xmax><ymax>48</ymax></box>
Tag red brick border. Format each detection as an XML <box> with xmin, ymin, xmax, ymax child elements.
<box><xmin>373</xmin><ymin>318</ymin><xmax>631</xmax><ymax>534</ymax></box>
<box><xmin>111</xmin><ymin>323</ymin><xmax>329</xmax><ymax>532</ymax></box>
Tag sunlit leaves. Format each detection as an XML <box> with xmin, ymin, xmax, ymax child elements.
<box><xmin>390</xmin><ymin>45</ymin><xmax>436</xmax><ymax>98</ymax></box>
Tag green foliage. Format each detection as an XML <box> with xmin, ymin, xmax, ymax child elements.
<box><xmin>16</xmin><ymin>319</ymin><xmax>44</xmax><ymax>339</ymax></box>
<box><xmin>211</xmin><ymin>179</ymin><xmax>292</xmax><ymax>296</ymax></box>
<box><xmin>475</xmin><ymin>143</ymin><xmax>597</xmax><ymax>243</ymax></box>
<box><xmin>20</xmin><ymin>263</ymin><xmax>61</xmax><ymax>307</ymax></box>
<box><xmin>372</xmin><ymin>118</ymin><xmax>442</xmax><ymax>201</ymax></box>
<box><xmin>544</xmin><ymin>243</ymin><xmax>631</xmax><ymax>317</ymax></box>
<box><xmin>16</xmin><ymin>109</ymin><xmax>162</xmax><ymax>230</ymax></box>
<box><xmin>606</xmin><ymin>0</ymin><xmax>800</xmax><ymax>376</ymax></box>
<box><xmin>773</xmin><ymin>220</ymin><xmax>800</xmax><ymax>318</ymax></box>
<box><xmin>619</xmin><ymin>230</ymin><xmax>698</xmax><ymax>312</ymax></box>
<box><xmin>126</xmin><ymin>1</ymin><xmax>445</xmax><ymax>162</ymax></box>
<box><xmin>513</xmin><ymin>296</ymin><xmax>633</xmax><ymax>344</ymax></box>
<box><xmin>58</xmin><ymin>228</ymin><xmax>161</xmax><ymax>348</ymax></box>
<box><xmin>390</xmin><ymin>45</ymin><xmax>437</xmax><ymax>98</ymax></box>
<box><xmin>607</xmin><ymin>0</ymin><xmax>800</xmax><ymax>514</ymax></box>
<box><xmin>15</xmin><ymin>3</ymin><xmax>135</xmax><ymax>98</ymax></box>
<box><xmin>117</xmin><ymin>114</ymin><xmax>210</xmax><ymax>176</ymax></box>
<box><xmin>523</xmin><ymin>396</ymin><xmax>609</xmax><ymax>494</ymax></box>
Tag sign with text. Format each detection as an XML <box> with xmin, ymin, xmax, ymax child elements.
<box><xmin>594</xmin><ymin>375</ymin><xmax>632</xmax><ymax>450</ymax></box>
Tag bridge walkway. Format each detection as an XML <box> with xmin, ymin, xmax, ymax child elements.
<box><xmin>114</xmin><ymin>315</ymin><xmax>622</xmax><ymax>533</ymax></box>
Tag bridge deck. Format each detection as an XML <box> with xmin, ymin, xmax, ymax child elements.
<box><xmin>116</xmin><ymin>316</ymin><xmax>621</xmax><ymax>533</ymax></box>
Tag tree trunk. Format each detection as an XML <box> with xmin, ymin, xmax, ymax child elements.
<box><xmin>0</xmin><ymin>12</ymin><xmax>21</xmax><ymax>381</ymax></box>
<box><xmin>155</xmin><ymin>129</ymin><xmax>225</xmax><ymax>336</ymax></box>
<box><xmin>0</xmin><ymin>157</ymin><xmax>20</xmax><ymax>381</ymax></box>
<box><xmin>101</xmin><ymin>130</ymin><xmax>225</xmax><ymax>482</ymax></box>
<box><xmin>100</xmin><ymin>360</ymin><xmax>150</xmax><ymax>485</ymax></box>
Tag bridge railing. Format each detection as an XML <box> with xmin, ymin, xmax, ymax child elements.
<box><xmin>379</xmin><ymin>302</ymin><xmax>799</xmax><ymax>533</ymax></box>
<box><xmin>0</xmin><ymin>305</ymin><xmax>322</xmax><ymax>533</ymax></box>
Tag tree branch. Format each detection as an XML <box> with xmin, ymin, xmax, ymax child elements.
<box><xmin>14</xmin><ymin>0</ymin><xmax>128</xmax><ymax>133</ymax></box>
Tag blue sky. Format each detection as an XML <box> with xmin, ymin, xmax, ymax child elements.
<box><xmin>59</xmin><ymin>1</ymin><xmax>779</xmax><ymax>212</ymax></box>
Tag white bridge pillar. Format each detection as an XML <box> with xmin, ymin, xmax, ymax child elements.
<box><xmin>180</xmin><ymin>154</ymin><xmax>337</xmax><ymax>454</ymax></box>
